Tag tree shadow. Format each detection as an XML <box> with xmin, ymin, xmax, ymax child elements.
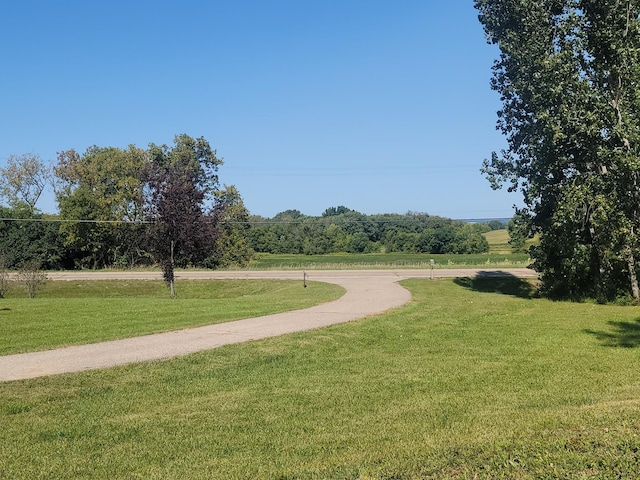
<box><xmin>453</xmin><ymin>271</ymin><xmax>537</xmax><ymax>299</ymax></box>
<box><xmin>585</xmin><ymin>319</ymin><xmax>640</xmax><ymax>348</ymax></box>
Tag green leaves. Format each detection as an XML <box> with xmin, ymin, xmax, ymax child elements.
<box><xmin>476</xmin><ymin>0</ymin><xmax>640</xmax><ymax>301</ymax></box>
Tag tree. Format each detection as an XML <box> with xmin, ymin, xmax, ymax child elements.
<box><xmin>0</xmin><ymin>206</ymin><xmax>67</xmax><ymax>270</ymax></box>
<box><xmin>55</xmin><ymin>145</ymin><xmax>148</xmax><ymax>268</ymax></box>
<box><xmin>206</xmin><ymin>185</ymin><xmax>254</xmax><ymax>268</ymax></box>
<box><xmin>0</xmin><ymin>253</ymin><xmax>9</xmax><ymax>299</ymax></box>
<box><xmin>322</xmin><ymin>206</ymin><xmax>353</xmax><ymax>217</ymax></box>
<box><xmin>145</xmin><ymin>134</ymin><xmax>223</xmax><ymax>296</ymax></box>
<box><xmin>476</xmin><ymin>0</ymin><xmax>640</xmax><ymax>301</ymax></box>
<box><xmin>0</xmin><ymin>153</ymin><xmax>50</xmax><ymax>210</ymax></box>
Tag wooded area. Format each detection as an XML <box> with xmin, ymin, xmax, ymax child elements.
<box><xmin>0</xmin><ymin>136</ymin><xmax>495</xmax><ymax>273</ymax></box>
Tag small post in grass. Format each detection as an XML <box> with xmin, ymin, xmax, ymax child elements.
<box><xmin>303</xmin><ymin>271</ymin><xmax>307</xmax><ymax>288</ymax></box>
<box><xmin>430</xmin><ymin>259</ymin><xmax>434</xmax><ymax>280</ymax></box>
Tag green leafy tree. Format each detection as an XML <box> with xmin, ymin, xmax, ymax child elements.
<box><xmin>55</xmin><ymin>145</ymin><xmax>148</xmax><ymax>268</ymax></box>
<box><xmin>0</xmin><ymin>153</ymin><xmax>50</xmax><ymax>210</ymax></box>
<box><xmin>322</xmin><ymin>205</ymin><xmax>353</xmax><ymax>217</ymax></box>
<box><xmin>0</xmin><ymin>206</ymin><xmax>67</xmax><ymax>270</ymax></box>
<box><xmin>476</xmin><ymin>0</ymin><xmax>640</xmax><ymax>301</ymax></box>
<box><xmin>207</xmin><ymin>185</ymin><xmax>254</xmax><ymax>268</ymax></box>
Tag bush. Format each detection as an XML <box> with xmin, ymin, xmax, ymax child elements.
<box><xmin>18</xmin><ymin>259</ymin><xmax>47</xmax><ymax>299</ymax></box>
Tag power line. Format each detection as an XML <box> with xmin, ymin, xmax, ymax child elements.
<box><xmin>0</xmin><ymin>217</ymin><xmax>152</xmax><ymax>224</ymax></box>
<box><xmin>0</xmin><ymin>216</ymin><xmax>502</xmax><ymax>226</ymax></box>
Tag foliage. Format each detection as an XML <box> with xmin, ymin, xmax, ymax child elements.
<box><xmin>0</xmin><ymin>153</ymin><xmax>50</xmax><ymax>210</ymax></box>
<box><xmin>487</xmin><ymin>219</ymin><xmax>506</xmax><ymax>230</ymax></box>
<box><xmin>48</xmin><ymin>134</ymin><xmax>249</xmax><ymax>274</ymax></box>
<box><xmin>0</xmin><ymin>206</ymin><xmax>67</xmax><ymax>270</ymax></box>
<box><xmin>507</xmin><ymin>212</ymin><xmax>528</xmax><ymax>253</ymax></box>
<box><xmin>206</xmin><ymin>185</ymin><xmax>254</xmax><ymax>268</ymax></box>
<box><xmin>55</xmin><ymin>145</ymin><xmax>148</xmax><ymax>269</ymax></box>
<box><xmin>476</xmin><ymin>0</ymin><xmax>640</xmax><ymax>302</ymax></box>
<box><xmin>322</xmin><ymin>205</ymin><xmax>353</xmax><ymax>217</ymax></box>
<box><xmin>144</xmin><ymin>134</ymin><xmax>223</xmax><ymax>294</ymax></box>
<box><xmin>248</xmin><ymin>209</ymin><xmax>490</xmax><ymax>255</ymax></box>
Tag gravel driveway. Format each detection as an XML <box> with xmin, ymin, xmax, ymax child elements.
<box><xmin>0</xmin><ymin>268</ymin><xmax>536</xmax><ymax>382</ymax></box>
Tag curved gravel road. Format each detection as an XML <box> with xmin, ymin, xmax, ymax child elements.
<box><xmin>0</xmin><ymin>268</ymin><xmax>536</xmax><ymax>382</ymax></box>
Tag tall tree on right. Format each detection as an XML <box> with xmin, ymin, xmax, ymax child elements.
<box><xmin>476</xmin><ymin>0</ymin><xmax>640</xmax><ymax>301</ymax></box>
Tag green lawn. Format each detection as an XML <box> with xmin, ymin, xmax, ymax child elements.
<box><xmin>0</xmin><ymin>279</ymin><xmax>344</xmax><ymax>355</ymax></box>
<box><xmin>2</xmin><ymin>277</ymin><xmax>640</xmax><ymax>478</ymax></box>
<box><xmin>248</xmin><ymin>251</ymin><xmax>531</xmax><ymax>269</ymax></box>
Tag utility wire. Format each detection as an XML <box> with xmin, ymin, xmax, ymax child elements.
<box><xmin>0</xmin><ymin>217</ymin><xmax>499</xmax><ymax>226</ymax></box>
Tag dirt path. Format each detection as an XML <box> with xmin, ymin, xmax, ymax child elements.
<box><xmin>0</xmin><ymin>268</ymin><xmax>536</xmax><ymax>382</ymax></box>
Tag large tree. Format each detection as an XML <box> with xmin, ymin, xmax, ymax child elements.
<box><xmin>476</xmin><ymin>0</ymin><xmax>640</xmax><ymax>301</ymax></box>
<box><xmin>145</xmin><ymin>134</ymin><xmax>223</xmax><ymax>296</ymax></box>
<box><xmin>55</xmin><ymin>145</ymin><xmax>148</xmax><ymax>268</ymax></box>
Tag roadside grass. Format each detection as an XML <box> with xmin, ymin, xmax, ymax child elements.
<box><xmin>2</xmin><ymin>277</ymin><xmax>640</xmax><ymax>478</ymax></box>
<box><xmin>249</xmin><ymin>252</ymin><xmax>531</xmax><ymax>270</ymax></box>
<box><xmin>0</xmin><ymin>280</ymin><xmax>344</xmax><ymax>355</ymax></box>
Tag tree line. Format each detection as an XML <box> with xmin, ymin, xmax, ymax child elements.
<box><xmin>0</xmin><ymin>135</ymin><xmax>495</xmax><ymax>280</ymax></box>
<box><xmin>247</xmin><ymin>208</ymin><xmax>493</xmax><ymax>255</ymax></box>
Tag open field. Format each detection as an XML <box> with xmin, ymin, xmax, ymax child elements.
<box><xmin>484</xmin><ymin>228</ymin><xmax>512</xmax><ymax>254</ymax></box>
<box><xmin>0</xmin><ymin>280</ymin><xmax>344</xmax><ymax>355</ymax></box>
<box><xmin>248</xmin><ymin>251</ymin><xmax>531</xmax><ymax>270</ymax></box>
<box><xmin>2</xmin><ymin>277</ymin><xmax>639</xmax><ymax>478</ymax></box>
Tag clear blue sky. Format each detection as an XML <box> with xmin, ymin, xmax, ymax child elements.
<box><xmin>0</xmin><ymin>0</ymin><xmax>517</xmax><ymax>219</ymax></box>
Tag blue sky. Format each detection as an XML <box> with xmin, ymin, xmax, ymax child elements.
<box><xmin>1</xmin><ymin>1</ymin><xmax>517</xmax><ymax>219</ymax></box>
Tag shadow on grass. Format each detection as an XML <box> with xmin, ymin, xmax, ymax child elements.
<box><xmin>453</xmin><ymin>271</ymin><xmax>537</xmax><ymax>299</ymax></box>
<box><xmin>585</xmin><ymin>319</ymin><xmax>640</xmax><ymax>348</ymax></box>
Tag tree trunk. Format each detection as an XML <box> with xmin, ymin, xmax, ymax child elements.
<box><xmin>169</xmin><ymin>240</ymin><xmax>176</xmax><ymax>298</ymax></box>
<box><xmin>625</xmin><ymin>244</ymin><xmax>640</xmax><ymax>302</ymax></box>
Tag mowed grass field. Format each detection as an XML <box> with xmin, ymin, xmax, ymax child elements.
<box><xmin>0</xmin><ymin>280</ymin><xmax>344</xmax><ymax>355</ymax></box>
<box><xmin>484</xmin><ymin>228</ymin><xmax>512</xmax><ymax>254</ymax></box>
<box><xmin>249</xmin><ymin>251</ymin><xmax>530</xmax><ymax>270</ymax></box>
<box><xmin>2</xmin><ymin>277</ymin><xmax>640</xmax><ymax>478</ymax></box>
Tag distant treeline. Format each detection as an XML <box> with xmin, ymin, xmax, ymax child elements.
<box><xmin>247</xmin><ymin>207</ymin><xmax>501</xmax><ymax>256</ymax></box>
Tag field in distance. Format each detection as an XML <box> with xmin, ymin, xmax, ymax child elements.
<box><xmin>247</xmin><ymin>230</ymin><xmax>530</xmax><ymax>270</ymax></box>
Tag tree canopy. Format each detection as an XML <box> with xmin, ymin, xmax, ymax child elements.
<box><xmin>247</xmin><ymin>209</ymin><xmax>490</xmax><ymax>255</ymax></box>
<box><xmin>0</xmin><ymin>153</ymin><xmax>49</xmax><ymax>210</ymax></box>
<box><xmin>476</xmin><ymin>0</ymin><xmax>640</xmax><ymax>301</ymax></box>
<box><xmin>145</xmin><ymin>135</ymin><xmax>223</xmax><ymax>294</ymax></box>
